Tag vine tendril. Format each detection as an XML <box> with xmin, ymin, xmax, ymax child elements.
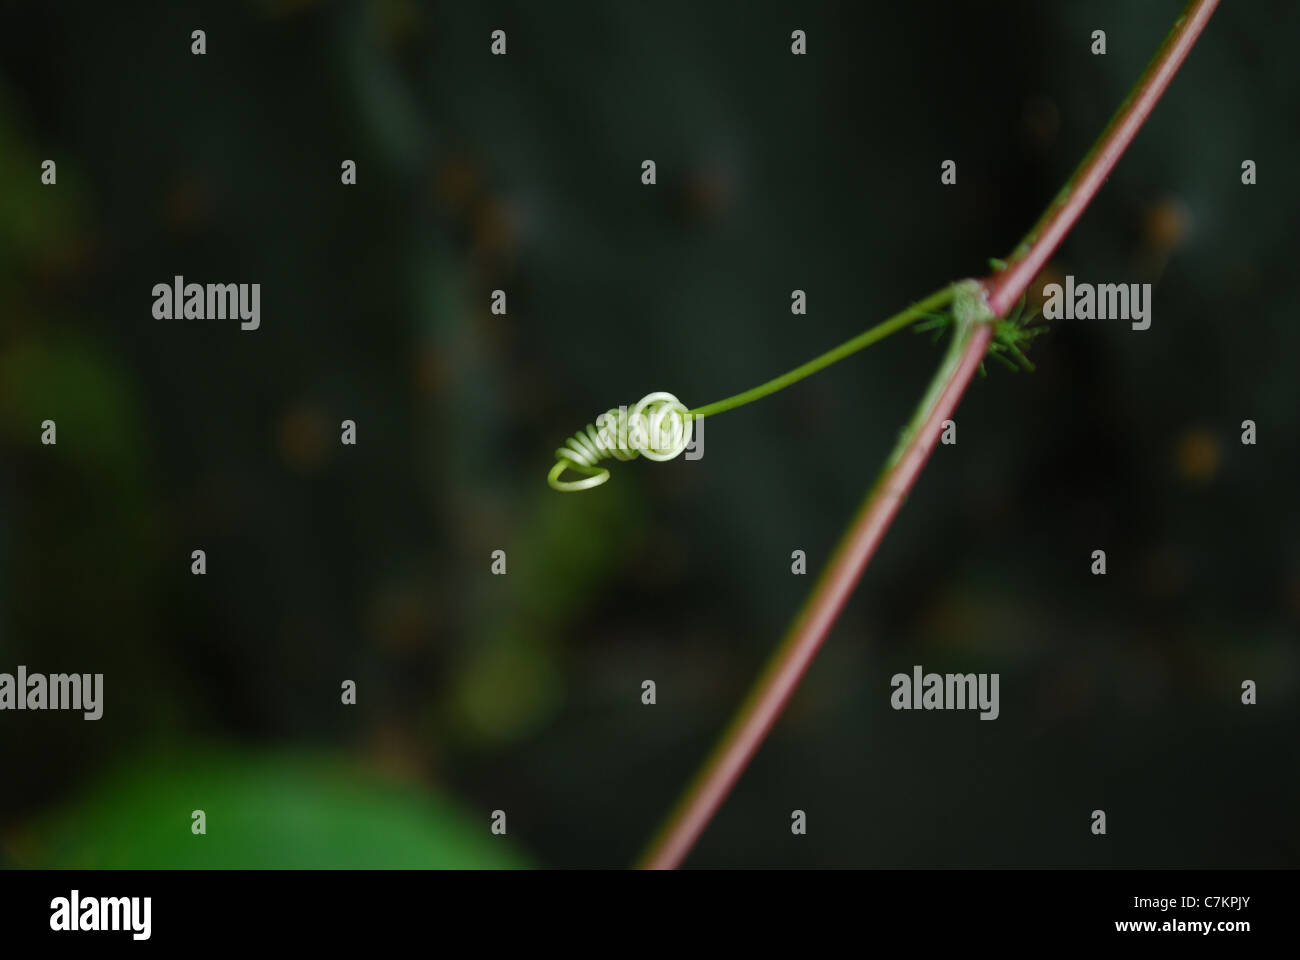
<box><xmin>548</xmin><ymin>392</ymin><xmax>694</xmax><ymax>492</ymax></box>
<box><xmin>547</xmin><ymin>278</ymin><xmax>1045</xmax><ymax>491</ymax></box>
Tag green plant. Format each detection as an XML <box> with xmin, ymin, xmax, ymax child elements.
<box><xmin>549</xmin><ymin>0</ymin><xmax>1222</xmax><ymax>869</ymax></box>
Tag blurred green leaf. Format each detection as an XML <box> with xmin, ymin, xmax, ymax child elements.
<box><xmin>0</xmin><ymin>337</ymin><xmax>146</xmax><ymax>480</ymax></box>
<box><xmin>8</xmin><ymin>747</ymin><xmax>529</xmax><ymax>869</ymax></box>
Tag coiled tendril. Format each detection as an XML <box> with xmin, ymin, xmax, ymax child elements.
<box><xmin>547</xmin><ymin>277</ymin><xmax>1049</xmax><ymax>492</ymax></box>
<box><xmin>548</xmin><ymin>391</ymin><xmax>694</xmax><ymax>492</ymax></box>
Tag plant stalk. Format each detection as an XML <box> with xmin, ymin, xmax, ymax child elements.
<box><xmin>637</xmin><ymin>0</ymin><xmax>1220</xmax><ymax>870</ymax></box>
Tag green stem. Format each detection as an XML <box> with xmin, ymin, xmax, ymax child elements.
<box><xmin>882</xmin><ymin>300</ymin><xmax>981</xmax><ymax>473</ymax></box>
<box><xmin>688</xmin><ymin>284</ymin><xmax>958</xmax><ymax>419</ymax></box>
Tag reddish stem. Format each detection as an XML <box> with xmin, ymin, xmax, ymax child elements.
<box><xmin>638</xmin><ymin>0</ymin><xmax>1220</xmax><ymax>870</ymax></box>
<box><xmin>640</xmin><ymin>322</ymin><xmax>991</xmax><ymax>870</ymax></box>
<box><xmin>986</xmin><ymin>0</ymin><xmax>1220</xmax><ymax>316</ymax></box>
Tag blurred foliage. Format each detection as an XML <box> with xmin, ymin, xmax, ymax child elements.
<box><xmin>6</xmin><ymin>746</ymin><xmax>526</xmax><ymax>868</ymax></box>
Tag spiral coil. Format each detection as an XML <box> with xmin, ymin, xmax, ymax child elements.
<box><xmin>548</xmin><ymin>391</ymin><xmax>694</xmax><ymax>491</ymax></box>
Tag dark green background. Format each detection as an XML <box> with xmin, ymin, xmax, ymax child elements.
<box><xmin>0</xmin><ymin>0</ymin><xmax>1296</xmax><ymax>867</ymax></box>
